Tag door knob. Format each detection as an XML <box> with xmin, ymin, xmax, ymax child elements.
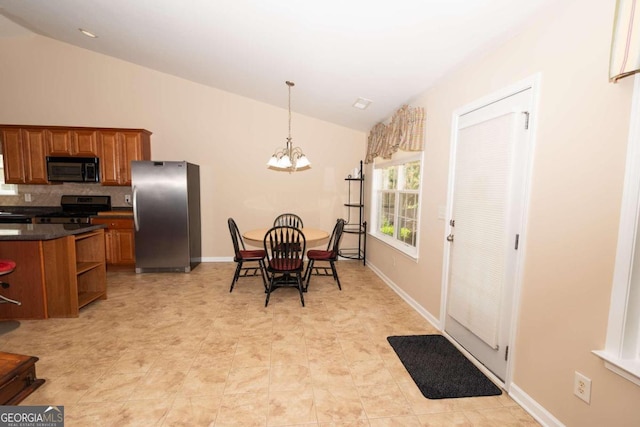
<box><xmin>446</xmin><ymin>234</ymin><xmax>454</xmax><ymax>242</ymax></box>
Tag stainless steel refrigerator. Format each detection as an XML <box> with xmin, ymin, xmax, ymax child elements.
<box><xmin>131</xmin><ymin>161</ymin><xmax>201</xmax><ymax>273</ymax></box>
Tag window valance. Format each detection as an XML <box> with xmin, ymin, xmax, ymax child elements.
<box><xmin>365</xmin><ymin>105</ymin><xmax>425</xmax><ymax>164</ymax></box>
<box><xmin>610</xmin><ymin>0</ymin><xmax>640</xmax><ymax>82</ymax></box>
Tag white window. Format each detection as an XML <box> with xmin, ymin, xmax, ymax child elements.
<box><xmin>594</xmin><ymin>75</ymin><xmax>640</xmax><ymax>386</ymax></box>
<box><xmin>370</xmin><ymin>151</ymin><xmax>422</xmax><ymax>258</ymax></box>
<box><xmin>0</xmin><ymin>155</ymin><xmax>18</xmax><ymax>196</ymax></box>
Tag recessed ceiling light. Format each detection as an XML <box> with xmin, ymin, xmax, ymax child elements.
<box><xmin>352</xmin><ymin>97</ymin><xmax>373</xmax><ymax>110</ymax></box>
<box><xmin>79</xmin><ymin>28</ymin><xmax>98</xmax><ymax>38</ymax></box>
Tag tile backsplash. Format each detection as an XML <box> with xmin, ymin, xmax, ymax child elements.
<box><xmin>0</xmin><ymin>183</ymin><xmax>132</xmax><ymax>207</ymax></box>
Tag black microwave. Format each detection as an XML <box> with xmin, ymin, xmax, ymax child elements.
<box><xmin>46</xmin><ymin>156</ymin><xmax>100</xmax><ymax>182</ymax></box>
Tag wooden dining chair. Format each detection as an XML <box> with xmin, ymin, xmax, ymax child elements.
<box><xmin>273</xmin><ymin>213</ymin><xmax>303</xmax><ymax>253</ymax></box>
<box><xmin>263</xmin><ymin>226</ymin><xmax>306</xmax><ymax>307</ymax></box>
<box><xmin>273</xmin><ymin>213</ymin><xmax>303</xmax><ymax>228</ymax></box>
<box><xmin>304</xmin><ymin>218</ymin><xmax>345</xmax><ymax>290</ymax></box>
<box><xmin>227</xmin><ymin>218</ymin><xmax>268</xmax><ymax>292</ymax></box>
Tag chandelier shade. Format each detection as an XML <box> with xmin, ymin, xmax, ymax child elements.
<box><xmin>267</xmin><ymin>81</ymin><xmax>311</xmax><ymax>172</ymax></box>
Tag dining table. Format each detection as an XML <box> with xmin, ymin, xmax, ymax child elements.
<box><xmin>242</xmin><ymin>227</ymin><xmax>329</xmax><ymax>248</ymax></box>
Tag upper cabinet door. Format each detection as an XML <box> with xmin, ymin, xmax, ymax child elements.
<box><xmin>98</xmin><ymin>130</ymin><xmax>151</xmax><ymax>186</ymax></box>
<box><xmin>21</xmin><ymin>128</ymin><xmax>49</xmax><ymax>184</ymax></box>
<box><xmin>2</xmin><ymin>127</ymin><xmax>50</xmax><ymax>184</ymax></box>
<box><xmin>1</xmin><ymin>128</ymin><xmax>26</xmax><ymax>184</ymax></box>
<box><xmin>47</xmin><ymin>129</ymin><xmax>74</xmax><ymax>156</ymax></box>
<box><xmin>120</xmin><ymin>131</ymin><xmax>148</xmax><ymax>186</ymax></box>
<box><xmin>72</xmin><ymin>130</ymin><xmax>99</xmax><ymax>156</ymax></box>
<box><xmin>48</xmin><ymin>129</ymin><xmax>98</xmax><ymax>157</ymax></box>
<box><xmin>98</xmin><ymin>131</ymin><xmax>121</xmax><ymax>186</ymax></box>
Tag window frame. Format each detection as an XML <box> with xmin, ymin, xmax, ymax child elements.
<box><xmin>370</xmin><ymin>151</ymin><xmax>423</xmax><ymax>259</ymax></box>
<box><xmin>594</xmin><ymin>74</ymin><xmax>640</xmax><ymax>387</ymax></box>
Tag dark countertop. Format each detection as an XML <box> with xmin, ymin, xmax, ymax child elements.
<box><xmin>0</xmin><ymin>206</ymin><xmax>132</xmax><ymax>215</ymax></box>
<box><xmin>0</xmin><ymin>206</ymin><xmax>133</xmax><ymax>221</ymax></box>
<box><xmin>0</xmin><ymin>206</ymin><xmax>61</xmax><ymax>216</ymax></box>
<box><xmin>0</xmin><ymin>224</ymin><xmax>107</xmax><ymax>241</ymax></box>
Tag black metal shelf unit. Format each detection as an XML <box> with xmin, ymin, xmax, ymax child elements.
<box><xmin>339</xmin><ymin>160</ymin><xmax>366</xmax><ymax>265</ymax></box>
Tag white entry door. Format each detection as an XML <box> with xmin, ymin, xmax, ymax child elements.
<box><xmin>444</xmin><ymin>87</ymin><xmax>533</xmax><ymax>381</ymax></box>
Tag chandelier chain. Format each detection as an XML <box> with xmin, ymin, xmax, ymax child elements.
<box><xmin>287</xmin><ymin>81</ymin><xmax>294</xmax><ymax>145</ymax></box>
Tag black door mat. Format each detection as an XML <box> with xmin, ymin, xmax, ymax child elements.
<box><xmin>387</xmin><ymin>334</ymin><xmax>502</xmax><ymax>399</ymax></box>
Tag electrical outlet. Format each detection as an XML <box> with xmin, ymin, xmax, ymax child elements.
<box><xmin>124</xmin><ymin>194</ymin><xmax>132</xmax><ymax>204</ymax></box>
<box><xmin>574</xmin><ymin>371</ymin><xmax>591</xmax><ymax>404</ymax></box>
<box><xmin>24</xmin><ymin>193</ymin><xmax>31</xmax><ymax>202</ymax></box>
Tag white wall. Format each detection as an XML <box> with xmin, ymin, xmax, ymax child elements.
<box><xmin>366</xmin><ymin>0</ymin><xmax>640</xmax><ymax>425</ymax></box>
<box><xmin>0</xmin><ymin>35</ymin><xmax>366</xmax><ymax>257</ymax></box>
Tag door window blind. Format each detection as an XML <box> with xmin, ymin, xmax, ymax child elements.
<box><xmin>448</xmin><ymin>112</ymin><xmax>518</xmax><ymax>349</ymax></box>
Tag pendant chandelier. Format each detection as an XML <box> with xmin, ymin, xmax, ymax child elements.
<box><xmin>267</xmin><ymin>81</ymin><xmax>311</xmax><ymax>172</ymax></box>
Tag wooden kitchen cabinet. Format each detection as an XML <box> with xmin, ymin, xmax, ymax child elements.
<box><xmin>46</xmin><ymin>128</ymin><xmax>72</xmax><ymax>156</ymax></box>
<box><xmin>90</xmin><ymin>217</ymin><xmax>136</xmax><ymax>266</ymax></box>
<box><xmin>21</xmin><ymin>129</ymin><xmax>49</xmax><ymax>184</ymax></box>
<box><xmin>0</xmin><ymin>127</ymin><xmax>48</xmax><ymax>184</ymax></box>
<box><xmin>99</xmin><ymin>130</ymin><xmax>151</xmax><ymax>185</ymax></box>
<box><xmin>0</xmin><ymin>227</ymin><xmax>107</xmax><ymax>319</ymax></box>
<box><xmin>47</xmin><ymin>128</ymin><xmax>99</xmax><ymax>156</ymax></box>
<box><xmin>1</xmin><ymin>128</ymin><xmax>26</xmax><ymax>183</ymax></box>
<box><xmin>1</xmin><ymin>125</ymin><xmax>151</xmax><ymax>186</ymax></box>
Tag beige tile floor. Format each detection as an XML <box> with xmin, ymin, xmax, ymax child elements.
<box><xmin>2</xmin><ymin>261</ymin><xmax>540</xmax><ymax>426</ymax></box>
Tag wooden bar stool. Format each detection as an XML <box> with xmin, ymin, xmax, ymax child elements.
<box><xmin>0</xmin><ymin>259</ymin><xmax>21</xmax><ymax>306</ymax></box>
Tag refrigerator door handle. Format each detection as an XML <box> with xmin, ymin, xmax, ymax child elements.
<box><xmin>133</xmin><ymin>185</ymin><xmax>140</xmax><ymax>232</ymax></box>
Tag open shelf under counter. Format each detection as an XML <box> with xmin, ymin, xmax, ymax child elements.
<box><xmin>73</xmin><ymin>229</ymin><xmax>107</xmax><ymax>313</ymax></box>
<box><xmin>0</xmin><ymin>224</ymin><xmax>107</xmax><ymax>319</ymax></box>
<box><xmin>78</xmin><ymin>290</ymin><xmax>106</xmax><ymax>309</ymax></box>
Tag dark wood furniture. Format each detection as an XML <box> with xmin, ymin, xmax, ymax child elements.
<box><xmin>0</xmin><ymin>352</ymin><xmax>45</xmax><ymax>405</ymax></box>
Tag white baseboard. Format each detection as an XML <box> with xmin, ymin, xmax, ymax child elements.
<box><xmin>508</xmin><ymin>384</ymin><xmax>565</xmax><ymax>427</ymax></box>
<box><xmin>201</xmin><ymin>257</ymin><xmax>232</xmax><ymax>262</ymax></box>
<box><xmin>366</xmin><ymin>260</ymin><xmax>563</xmax><ymax>427</ymax></box>
<box><xmin>366</xmin><ymin>260</ymin><xmax>441</xmax><ymax>330</ymax></box>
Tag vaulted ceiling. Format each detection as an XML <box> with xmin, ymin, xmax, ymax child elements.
<box><xmin>0</xmin><ymin>0</ymin><xmax>555</xmax><ymax>131</ymax></box>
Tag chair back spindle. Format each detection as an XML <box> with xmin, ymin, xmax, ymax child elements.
<box><xmin>273</xmin><ymin>213</ymin><xmax>303</xmax><ymax>229</ymax></box>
